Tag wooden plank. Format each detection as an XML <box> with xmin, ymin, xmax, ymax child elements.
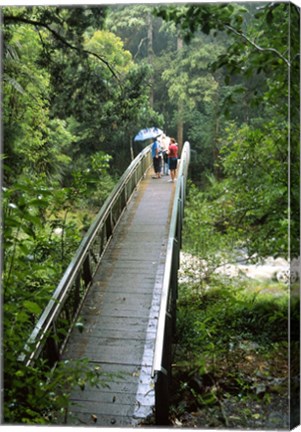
<box><xmin>70</xmin><ymin>399</ymin><xmax>136</xmax><ymax>416</ymax></box>
<box><xmin>70</xmin><ymin>388</ymin><xmax>154</xmax><ymax>406</ymax></box>
<box><xmin>65</xmin><ymin>340</ymin><xmax>152</xmax><ymax>363</ymax></box>
<box><xmin>67</xmin><ymin>412</ymin><xmax>140</xmax><ymax>427</ymax></box>
<box><xmin>71</xmin><ymin>381</ymin><xmax>154</xmax><ymax>398</ymax></box>
<box><xmin>79</xmin><ymin>315</ymin><xmax>152</xmax><ymax>331</ymax></box>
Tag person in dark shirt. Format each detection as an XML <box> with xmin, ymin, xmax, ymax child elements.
<box><xmin>151</xmin><ymin>137</ymin><xmax>162</xmax><ymax>179</ymax></box>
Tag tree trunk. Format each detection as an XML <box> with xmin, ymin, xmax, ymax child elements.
<box><xmin>213</xmin><ymin>116</ymin><xmax>220</xmax><ymax>178</ymax></box>
<box><xmin>177</xmin><ymin>36</ymin><xmax>183</xmax><ymax>155</ymax></box>
<box><xmin>147</xmin><ymin>12</ymin><xmax>154</xmax><ymax>108</ymax></box>
<box><xmin>130</xmin><ymin>137</ymin><xmax>134</xmax><ymax>161</ymax></box>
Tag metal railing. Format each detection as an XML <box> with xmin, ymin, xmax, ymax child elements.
<box><xmin>152</xmin><ymin>141</ymin><xmax>190</xmax><ymax>425</ymax></box>
<box><xmin>19</xmin><ymin>146</ymin><xmax>152</xmax><ymax>367</ymax></box>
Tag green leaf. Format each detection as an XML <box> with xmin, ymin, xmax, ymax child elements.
<box><xmin>23</xmin><ymin>300</ymin><xmax>42</xmax><ymax>315</ymax></box>
<box><xmin>3</xmin><ymin>74</ymin><xmax>25</xmax><ymax>94</ymax></box>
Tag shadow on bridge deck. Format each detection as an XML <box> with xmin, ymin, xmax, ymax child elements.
<box><xmin>63</xmin><ymin>169</ymin><xmax>176</xmax><ymax>426</ymax></box>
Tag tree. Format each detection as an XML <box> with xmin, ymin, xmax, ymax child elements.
<box><xmin>161</xmin><ymin>33</ymin><xmax>225</xmax><ymax>181</ymax></box>
<box><xmin>157</xmin><ymin>2</ymin><xmax>298</xmax><ymax>259</ymax></box>
<box><xmin>105</xmin><ymin>5</ymin><xmax>177</xmax><ymax>135</ymax></box>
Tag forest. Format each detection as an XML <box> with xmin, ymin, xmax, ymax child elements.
<box><xmin>2</xmin><ymin>2</ymin><xmax>300</xmax><ymax>427</ymax></box>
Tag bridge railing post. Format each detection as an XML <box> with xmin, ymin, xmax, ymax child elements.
<box><xmin>171</xmin><ymin>238</ymin><xmax>179</xmax><ymax>333</ymax></box>
<box><xmin>83</xmin><ymin>255</ymin><xmax>92</xmax><ymax>286</ymax></box>
<box><xmin>154</xmin><ymin>309</ymin><xmax>173</xmax><ymax>425</ymax></box>
<box><xmin>154</xmin><ymin>370</ymin><xmax>169</xmax><ymax>425</ymax></box>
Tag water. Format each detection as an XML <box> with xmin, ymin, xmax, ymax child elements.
<box><xmin>179</xmin><ymin>252</ymin><xmax>300</xmax><ymax>284</ymax></box>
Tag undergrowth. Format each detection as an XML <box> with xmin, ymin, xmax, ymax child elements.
<box><xmin>170</xmin><ymin>276</ymin><xmax>298</xmax><ymax>429</ymax></box>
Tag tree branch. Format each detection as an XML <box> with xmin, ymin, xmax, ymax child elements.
<box><xmin>225</xmin><ymin>24</ymin><xmax>291</xmax><ymax>67</ymax></box>
<box><xmin>134</xmin><ymin>36</ymin><xmax>147</xmax><ymax>60</ymax></box>
<box><xmin>4</xmin><ymin>15</ymin><xmax>120</xmax><ymax>80</ymax></box>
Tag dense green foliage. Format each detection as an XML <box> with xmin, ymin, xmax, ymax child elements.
<box><xmin>3</xmin><ymin>5</ymin><xmax>160</xmax><ymax>424</ymax></box>
<box><xmin>172</xmin><ymin>275</ymin><xmax>294</xmax><ymax>428</ymax></box>
<box><xmin>175</xmin><ymin>178</ymin><xmax>299</xmax><ymax>427</ymax></box>
<box><xmin>2</xmin><ymin>2</ymin><xmax>299</xmax><ymax>425</ymax></box>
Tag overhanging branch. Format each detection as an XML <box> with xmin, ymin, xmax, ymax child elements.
<box><xmin>225</xmin><ymin>24</ymin><xmax>291</xmax><ymax>68</ymax></box>
<box><xmin>4</xmin><ymin>15</ymin><xmax>120</xmax><ymax>80</ymax></box>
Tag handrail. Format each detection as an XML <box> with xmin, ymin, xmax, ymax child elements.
<box><xmin>151</xmin><ymin>141</ymin><xmax>190</xmax><ymax>424</ymax></box>
<box><xmin>19</xmin><ymin>146</ymin><xmax>152</xmax><ymax>367</ymax></box>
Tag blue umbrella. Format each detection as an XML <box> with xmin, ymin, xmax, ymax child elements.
<box><xmin>134</xmin><ymin>127</ymin><xmax>163</xmax><ymax>142</ymax></box>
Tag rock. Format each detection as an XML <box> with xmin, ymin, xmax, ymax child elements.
<box><xmin>267</xmin><ymin>411</ymin><xmax>287</xmax><ymax>428</ymax></box>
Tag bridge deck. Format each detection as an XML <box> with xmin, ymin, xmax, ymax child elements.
<box><xmin>63</xmin><ymin>169</ymin><xmax>176</xmax><ymax>426</ymax></box>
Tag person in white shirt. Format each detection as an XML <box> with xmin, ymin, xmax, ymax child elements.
<box><xmin>159</xmin><ymin>134</ymin><xmax>170</xmax><ymax>176</ymax></box>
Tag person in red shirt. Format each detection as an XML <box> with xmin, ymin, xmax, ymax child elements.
<box><xmin>167</xmin><ymin>137</ymin><xmax>178</xmax><ymax>183</ymax></box>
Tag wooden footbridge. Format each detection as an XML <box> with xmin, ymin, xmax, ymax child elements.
<box><xmin>20</xmin><ymin>142</ymin><xmax>190</xmax><ymax>426</ymax></box>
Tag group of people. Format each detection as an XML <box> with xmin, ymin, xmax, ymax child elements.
<box><xmin>151</xmin><ymin>134</ymin><xmax>178</xmax><ymax>183</ymax></box>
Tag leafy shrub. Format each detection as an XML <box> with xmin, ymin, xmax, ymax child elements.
<box><xmin>176</xmin><ymin>278</ymin><xmax>289</xmax><ymax>358</ymax></box>
<box><xmin>171</xmin><ymin>274</ymin><xmax>291</xmax><ymax>429</ymax></box>
<box><xmin>4</xmin><ymin>357</ymin><xmax>107</xmax><ymax>424</ymax></box>
<box><xmin>3</xmin><ymin>171</ymin><xmax>116</xmax><ymax>424</ymax></box>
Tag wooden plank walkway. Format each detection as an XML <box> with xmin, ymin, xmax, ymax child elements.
<box><xmin>63</xmin><ymin>169</ymin><xmax>176</xmax><ymax>427</ymax></box>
